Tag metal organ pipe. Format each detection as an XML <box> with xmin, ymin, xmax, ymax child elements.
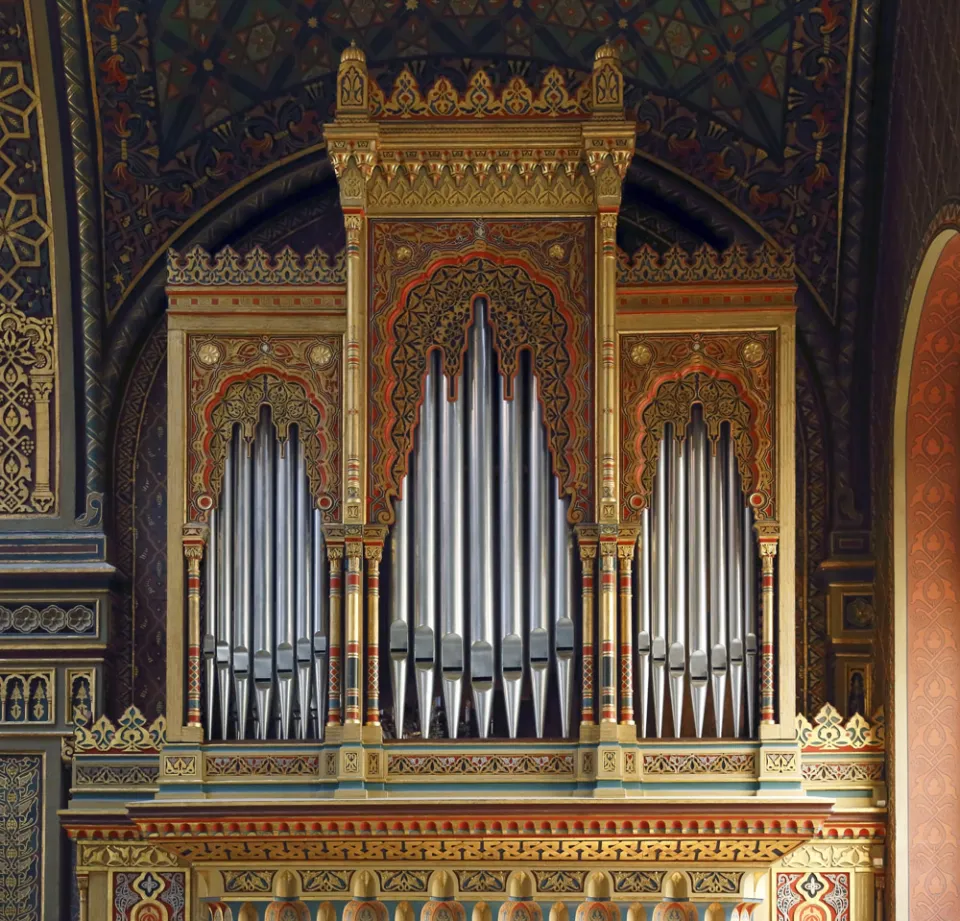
<box><xmin>233</xmin><ymin>433</ymin><xmax>253</xmax><ymax>739</ymax></box>
<box><xmin>528</xmin><ymin>373</ymin><xmax>552</xmax><ymax>739</ymax></box>
<box><xmin>414</xmin><ymin>354</ymin><xmax>439</xmax><ymax>737</ymax></box>
<box><xmin>553</xmin><ymin>493</ymin><xmax>575</xmax><ymax>739</ymax></box>
<box><xmin>253</xmin><ymin>411</ymin><xmax>275</xmax><ymax>740</ymax></box>
<box><xmin>217</xmin><ymin>433</ymin><xmax>234</xmax><ymax>738</ymax></box>
<box><xmin>726</xmin><ymin>430</ymin><xmax>745</xmax><ymax>737</ymax></box>
<box><xmin>744</xmin><ymin>505</ymin><xmax>758</xmax><ymax>738</ymax></box>
<box><xmin>667</xmin><ymin>429</ymin><xmax>687</xmax><ymax>739</ymax></box>
<box><xmin>312</xmin><ymin>508</ymin><xmax>328</xmax><ymax>740</ymax></box>
<box><xmin>467</xmin><ymin>302</ymin><xmax>495</xmax><ymax>739</ymax></box>
<box><xmin>275</xmin><ymin>428</ymin><xmax>296</xmax><ymax>740</ymax></box>
<box><xmin>390</xmin><ymin>483</ymin><xmax>411</xmax><ymax>737</ymax></box>
<box><xmin>203</xmin><ymin>504</ymin><xmax>217</xmax><ymax>734</ymax></box>
<box><xmin>499</xmin><ymin>369</ymin><xmax>524</xmax><ymax>739</ymax></box>
<box><xmin>709</xmin><ymin>432</ymin><xmax>729</xmax><ymax>737</ymax></box>
<box><xmin>687</xmin><ymin>410</ymin><xmax>709</xmax><ymax>738</ymax></box>
<box><xmin>636</xmin><ymin>508</ymin><xmax>651</xmax><ymax>737</ymax></box>
<box><xmin>651</xmin><ymin>426</ymin><xmax>670</xmax><ymax>738</ymax></box>
<box><xmin>294</xmin><ymin>430</ymin><xmax>313</xmax><ymax>740</ymax></box>
<box><xmin>440</xmin><ymin>373</ymin><xmax>466</xmax><ymax>738</ymax></box>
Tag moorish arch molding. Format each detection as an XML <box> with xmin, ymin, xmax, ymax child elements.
<box><xmin>368</xmin><ymin>248</ymin><xmax>594</xmax><ymax>526</ymax></box>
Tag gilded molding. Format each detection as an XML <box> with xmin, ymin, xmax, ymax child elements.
<box><xmin>223</xmin><ymin>870</ymin><xmax>274</xmax><ymax>893</ymax></box>
<box><xmin>611</xmin><ymin>871</ymin><xmax>665</xmax><ymax>894</ymax></box>
<box><xmin>801</xmin><ymin>760</ymin><xmax>884</xmax><ymax>784</ymax></box>
<box><xmin>205</xmin><ymin>754</ymin><xmax>319</xmax><ymax>777</ymax></box>
<box><xmin>616</xmin><ymin>244</ymin><xmax>796</xmax><ymax>287</ymax></box>
<box><xmin>456</xmin><ymin>870</ymin><xmax>508</xmax><ymax>894</ymax></box>
<box><xmin>688</xmin><ymin>871</ymin><xmax>743</xmax><ymax>895</ymax></box>
<box><xmin>642</xmin><ymin>752</ymin><xmax>756</xmax><ymax>775</ymax></box>
<box><xmin>302</xmin><ymin>869</ymin><xmax>353</xmax><ymax>893</ymax></box>
<box><xmin>778</xmin><ymin>842</ymin><xmax>873</xmax><ymax>870</ymax></box>
<box><xmin>533</xmin><ymin>870</ymin><xmax>587</xmax><ymax>893</ymax></box>
<box><xmin>167</xmin><ymin>245</ymin><xmax>346</xmax><ymax>288</ymax></box>
<box><xmin>386</xmin><ymin>752</ymin><xmax>575</xmax><ymax>778</ymax></box>
<box><xmin>76</xmin><ymin>841</ymin><xmax>180</xmax><ymax>870</ymax></box>
<box><xmin>74</xmin><ymin>764</ymin><xmax>159</xmax><ymax>788</ymax></box>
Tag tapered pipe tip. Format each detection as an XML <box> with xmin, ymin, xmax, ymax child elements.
<box><xmin>442</xmin><ymin>677</ymin><xmax>463</xmax><ymax>740</ymax></box>
<box><xmin>255</xmin><ymin>685</ymin><xmax>273</xmax><ymax>741</ymax></box>
<box><xmin>415</xmin><ymin>668</ymin><xmax>434</xmax><ymax>739</ymax></box>
<box><xmin>556</xmin><ymin>656</ymin><xmax>574</xmax><ymax>739</ymax></box>
<box><xmin>503</xmin><ymin>676</ymin><xmax>522</xmax><ymax>739</ymax></box>
<box><xmin>711</xmin><ymin>673</ymin><xmax>727</xmax><ymax>738</ymax></box>
<box><xmin>690</xmin><ymin>685</ymin><xmax>707</xmax><ymax>739</ymax></box>
<box><xmin>730</xmin><ymin>664</ymin><xmax>744</xmax><ymax>738</ymax></box>
<box><xmin>652</xmin><ymin>663</ymin><xmax>666</xmax><ymax>739</ymax></box>
<box><xmin>233</xmin><ymin>674</ymin><xmax>250</xmax><ymax>741</ymax></box>
<box><xmin>216</xmin><ymin>664</ymin><xmax>232</xmax><ymax>740</ymax></box>
<box><xmin>296</xmin><ymin>663</ymin><xmax>312</xmax><ymax>740</ymax></box>
<box><xmin>530</xmin><ymin>667</ymin><xmax>549</xmax><ymax>739</ymax></box>
<box><xmin>638</xmin><ymin>655</ymin><xmax>651</xmax><ymax>738</ymax></box>
<box><xmin>391</xmin><ymin>659</ymin><xmax>407</xmax><ymax>739</ymax></box>
<box><xmin>669</xmin><ymin>674</ymin><xmax>685</xmax><ymax>739</ymax></box>
<box><xmin>473</xmin><ymin>687</ymin><xmax>493</xmax><ymax>739</ymax></box>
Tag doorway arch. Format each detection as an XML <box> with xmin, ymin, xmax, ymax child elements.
<box><xmin>894</xmin><ymin>227</ymin><xmax>960</xmax><ymax>920</ymax></box>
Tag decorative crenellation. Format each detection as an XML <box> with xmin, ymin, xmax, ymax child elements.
<box><xmin>73</xmin><ymin>706</ymin><xmax>166</xmax><ymax>754</ymax></box>
<box><xmin>797</xmin><ymin>703</ymin><xmax>884</xmax><ymax>751</ymax></box>
<box><xmin>0</xmin><ymin>302</ymin><xmax>55</xmax><ymax>515</ymax></box>
<box><xmin>369</xmin><ymin>66</ymin><xmax>591</xmax><ymax>121</ymax></box>
<box><xmin>0</xmin><ymin>602</ymin><xmax>96</xmax><ymax>636</ymax></box>
<box><xmin>616</xmin><ymin>243</ymin><xmax>796</xmax><ymax>287</ymax></box>
<box><xmin>167</xmin><ymin>245</ymin><xmax>346</xmax><ymax>287</ymax></box>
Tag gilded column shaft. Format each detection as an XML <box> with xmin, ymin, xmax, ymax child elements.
<box><xmin>344</xmin><ymin>535</ymin><xmax>363</xmax><ymax>724</ymax></box>
<box><xmin>599</xmin><ymin>536</ymin><xmax>618</xmax><ymax>723</ymax></box>
<box><xmin>760</xmin><ymin>538</ymin><xmax>778</xmax><ymax>724</ymax></box>
<box><xmin>344</xmin><ymin>209</ymin><xmax>366</xmax><ymax>527</ymax></box>
<box><xmin>326</xmin><ymin>541</ymin><xmax>344</xmax><ymax>727</ymax></box>
<box><xmin>618</xmin><ymin>540</ymin><xmax>635</xmax><ymax>725</ymax></box>
<box><xmin>598</xmin><ymin>212</ymin><xmax>619</xmax><ymax>524</ymax></box>
<box><xmin>183</xmin><ymin>524</ymin><xmax>208</xmax><ymax>730</ymax></box>
<box><xmin>579</xmin><ymin>537</ymin><xmax>597</xmax><ymax>725</ymax></box>
<box><xmin>365</xmin><ymin>536</ymin><xmax>384</xmax><ymax>726</ymax></box>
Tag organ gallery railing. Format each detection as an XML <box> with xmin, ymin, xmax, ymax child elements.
<box><xmin>163</xmin><ymin>45</ymin><xmax>797</xmax><ymax>757</ymax></box>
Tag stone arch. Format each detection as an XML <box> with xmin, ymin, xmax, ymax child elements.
<box><xmin>894</xmin><ymin>226</ymin><xmax>960</xmax><ymax>920</ymax></box>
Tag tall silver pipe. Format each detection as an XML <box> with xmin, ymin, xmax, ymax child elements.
<box><xmin>312</xmin><ymin>508</ymin><xmax>328</xmax><ymax>740</ymax></box>
<box><xmin>687</xmin><ymin>411</ymin><xmax>709</xmax><ymax>738</ymax></box>
<box><xmin>553</xmin><ymin>491</ymin><xmax>575</xmax><ymax>738</ymax></box>
<box><xmin>709</xmin><ymin>433</ymin><xmax>728</xmax><ymax>737</ymax></box>
<box><xmin>440</xmin><ymin>375</ymin><xmax>465</xmax><ymax>738</ymax></box>
<box><xmin>294</xmin><ymin>433</ymin><xmax>313</xmax><ymax>739</ymax></box>
<box><xmin>468</xmin><ymin>301</ymin><xmax>495</xmax><ymax>738</ymax></box>
<box><xmin>528</xmin><ymin>373</ymin><xmax>551</xmax><ymax>739</ymax></box>
<box><xmin>275</xmin><ymin>428</ymin><xmax>296</xmax><ymax>739</ymax></box>
<box><xmin>726</xmin><ymin>430</ymin><xmax>745</xmax><ymax>738</ymax></box>
<box><xmin>203</xmin><ymin>505</ymin><xmax>217</xmax><ymax>737</ymax></box>
<box><xmin>414</xmin><ymin>355</ymin><xmax>438</xmax><ymax>737</ymax></box>
<box><xmin>233</xmin><ymin>434</ymin><xmax>252</xmax><ymax>739</ymax></box>
<box><xmin>743</xmin><ymin>505</ymin><xmax>758</xmax><ymax>738</ymax></box>
<box><xmin>390</xmin><ymin>483</ymin><xmax>411</xmax><ymax>738</ymax></box>
<box><xmin>636</xmin><ymin>507</ymin><xmax>652</xmax><ymax>737</ymax></box>
<box><xmin>253</xmin><ymin>412</ymin><xmax>275</xmax><ymax>740</ymax></box>
<box><xmin>499</xmin><ymin>369</ymin><xmax>524</xmax><ymax>739</ymax></box>
<box><xmin>651</xmin><ymin>426</ymin><xmax>670</xmax><ymax>738</ymax></box>
<box><xmin>217</xmin><ymin>432</ymin><xmax>234</xmax><ymax>738</ymax></box>
<box><xmin>668</xmin><ymin>429</ymin><xmax>687</xmax><ymax>738</ymax></box>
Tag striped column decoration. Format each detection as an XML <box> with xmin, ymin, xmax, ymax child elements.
<box><xmin>760</xmin><ymin>538</ymin><xmax>778</xmax><ymax>724</ymax></box>
<box><xmin>326</xmin><ymin>541</ymin><xmax>344</xmax><ymax>727</ymax></box>
<box><xmin>364</xmin><ymin>531</ymin><xmax>385</xmax><ymax>726</ymax></box>
<box><xmin>578</xmin><ymin>533</ymin><xmax>597</xmax><ymax>725</ymax></box>
<box><xmin>618</xmin><ymin>535</ymin><xmax>636</xmax><ymax>725</ymax></box>
<box><xmin>599</xmin><ymin>534</ymin><xmax>618</xmax><ymax>724</ymax></box>
<box><xmin>344</xmin><ymin>533</ymin><xmax>363</xmax><ymax>724</ymax></box>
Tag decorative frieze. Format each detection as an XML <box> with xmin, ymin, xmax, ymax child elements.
<box><xmin>0</xmin><ymin>602</ymin><xmax>96</xmax><ymax>636</ymax></box>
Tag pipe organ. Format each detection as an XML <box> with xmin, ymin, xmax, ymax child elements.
<box><xmin>68</xmin><ymin>45</ymin><xmax>890</xmax><ymax>921</ymax></box>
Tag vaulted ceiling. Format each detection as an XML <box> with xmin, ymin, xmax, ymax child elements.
<box><xmin>72</xmin><ymin>0</ymin><xmax>879</xmax><ymax>535</ymax></box>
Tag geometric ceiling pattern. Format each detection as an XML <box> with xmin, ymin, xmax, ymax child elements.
<box><xmin>152</xmin><ymin>0</ymin><xmax>792</xmax><ymax>154</ymax></box>
<box><xmin>90</xmin><ymin>0</ymin><xmax>851</xmax><ymax>326</ymax></box>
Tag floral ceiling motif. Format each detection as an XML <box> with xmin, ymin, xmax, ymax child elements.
<box><xmin>87</xmin><ymin>0</ymin><xmax>854</xmax><ymax>323</ymax></box>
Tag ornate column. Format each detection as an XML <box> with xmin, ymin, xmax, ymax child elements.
<box><xmin>617</xmin><ymin>529</ymin><xmax>638</xmax><ymax>726</ymax></box>
<box><xmin>344</xmin><ymin>527</ymin><xmax>364</xmax><ymax>725</ymax></box>
<box><xmin>759</xmin><ymin>534</ymin><xmax>778</xmax><ymax>725</ymax></box>
<box><xmin>325</xmin><ymin>528</ymin><xmax>345</xmax><ymax>729</ymax></box>
<box><xmin>577</xmin><ymin>527</ymin><xmax>598</xmax><ymax>729</ymax></box>
<box><xmin>182</xmin><ymin>523</ymin><xmax>208</xmax><ymax>731</ymax></box>
<box><xmin>365</xmin><ymin>527</ymin><xmax>387</xmax><ymax>728</ymax></box>
<box><xmin>598</xmin><ymin>527</ymin><xmax>619</xmax><ymax>727</ymax></box>
<box><xmin>28</xmin><ymin>366</ymin><xmax>55</xmax><ymax>512</ymax></box>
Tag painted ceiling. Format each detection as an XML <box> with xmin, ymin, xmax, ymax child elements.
<box><xmin>89</xmin><ymin>0</ymin><xmax>855</xmax><ymax>326</ymax></box>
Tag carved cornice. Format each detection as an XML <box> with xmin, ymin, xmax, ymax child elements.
<box><xmin>167</xmin><ymin>245</ymin><xmax>346</xmax><ymax>288</ymax></box>
<box><xmin>617</xmin><ymin>243</ymin><xmax>796</xmax><ymax>287</ymax></box>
